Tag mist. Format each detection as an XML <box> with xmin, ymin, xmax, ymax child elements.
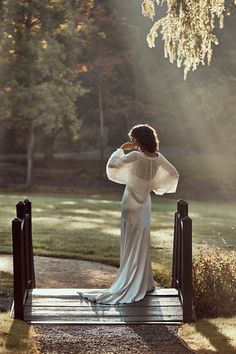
<box><xmin>111</xmin><ymin>0</ymin><xmax>236</xmax><ymax>156</ymax></box>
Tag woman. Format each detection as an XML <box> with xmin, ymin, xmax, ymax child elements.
<box><xmin>78</xmin><ymin>124</ymin><xmax>179</xmax><ymax>304</ymax></box>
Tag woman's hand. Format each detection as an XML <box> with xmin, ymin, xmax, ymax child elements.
<box><xmin>120</xmin><ymin>142</ymin><xmax>137</xmax><ymax>151</ymax></box>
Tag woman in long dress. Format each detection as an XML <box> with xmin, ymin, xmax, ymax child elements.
<box><xmin>78</xmin><ymin>124</ymin><xmax>179</xmax><ymax>304</ymax></box>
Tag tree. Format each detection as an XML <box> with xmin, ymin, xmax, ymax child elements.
<box><xmin>0</xmin><ymin>0</ymin><xmax>91</xmax><ymax>187</ymax></box>
<box><xmin>77</xmin><ymin>0</ymin><xmax>149</xmax><ymax>162</ymax></box>
<box><xmin>142</xmin><ymin>0</ymin><xmax>236</xmax><ymax>79</ymax></box>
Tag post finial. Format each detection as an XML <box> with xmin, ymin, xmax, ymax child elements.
<box><xmin>177</xmin><ymin>199</ymin><xmax>188</xmax><ymax>218</ymax></box>
<box><xmin>16</xmin><ymin>201</ymin><xmax>25</xmax><ymax>219</ymax></box>
<box><xmin>24</xmin><ymin>199</ymin><xmax>31</xmax><ymax>214</ymax></box>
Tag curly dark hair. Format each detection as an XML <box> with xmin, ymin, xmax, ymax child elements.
<box><xmin>128</xmin><ymin>124</ymin><xmax>159</xmax><ymax>153</ymax></box>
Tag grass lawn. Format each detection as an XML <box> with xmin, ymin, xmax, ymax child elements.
<box><xmin>179</xmin><ymin>316</ymin><xmax>236</xmax><ymax>354</ymax></box>
<box><xmin>0</xmin><ymin>312</ymin><xmax>37</xmax><ymax>354</ymax></box>
<box><xmin>0</xmin><ymin>272</ymin><xmax>36</xmax><ymax>354</ymax></box>
<box><xmin>0</xmin><ymin>192</ymin><xmax>235</xmax><ymax>285</ymax></box>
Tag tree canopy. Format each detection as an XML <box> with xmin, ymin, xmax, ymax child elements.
<box><xmin>0</xmin><ymin>0</ymin><xmax>235</xmax><ymax>188</ymax></box>
<box><xmin>0</xmin><ymin>0</ymin><xmax>91</xmax><ymax>185</ymax></box>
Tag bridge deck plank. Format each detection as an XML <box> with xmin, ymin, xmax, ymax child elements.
<box><xmin>24</xmin><ymin>288</ymin><xmax>183</xmax><ymax>324</ymax></box>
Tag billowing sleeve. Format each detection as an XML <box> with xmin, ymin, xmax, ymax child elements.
<box><xmin>106</xmin><ymin>148</ymin><xmax>139</xmax><ymax>185</ymax></box>
<box><xmin>152</xmin><ymin>153</ymin><xmax>179</xmax><ymax>195</ymax></box>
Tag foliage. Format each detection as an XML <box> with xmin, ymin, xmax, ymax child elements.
<box><xmin>0</xmin><ymin>0</ymin><xmax>92</xmax><ymax>164</ymax></box>
<box><xmin>142</xmin><ymin>0</ymin><xmax>236</xmax><ymax>78</ymax></box>
<box><xmin>193</xmin><ymin>249</ymin><xmax>236</xmax><ymax>318</ymax></box>
<box><xmin>151</xmin><ymin>262</ymin><xmax>171</xmax><ymax>287</ymax></box>
<box><xmin>0</xmin><ymin>272</ymin><xmax>12</xmax><ymax>298</ymax></box>
<box><xmin>0</xmin><ymin>0</ymin><xmax>97</xmax><ymax>185</ymax></box>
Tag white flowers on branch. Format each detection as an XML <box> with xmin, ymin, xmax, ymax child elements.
<box><xmin>142</xmin><ymin>0</ymin><xmax>235</xmax><ymax>79</ymax></box>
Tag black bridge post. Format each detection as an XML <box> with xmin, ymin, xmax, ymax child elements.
<box><xmin>12</xmin><ymin>199</ymin><xmax>35</xmax><ymax>320</ymax></box>
<box><xmin>24</xmin><ymin>199</ymin><xmax>35</xmax><ymax>288</ymax></box>
<box><xmin>172</xmin><ymin>200</ymin><xmax>194</xmax><ymax>322</ymax></box>
<box><xmin>172</xmin><ymin>200</ymin><xmax>188</xmax><ymax>288</ymax></box>
<box><xmin>12</xmin><ymin>216</ymin><xmax>25</xmax><ymax>320</ymax></box>
<box><xmin>171</xmin><ymin>211</ymin><xmax>178</xmax><ymax>287</ymax></box>
<box><xmin>181</xmin><ymin>216</ymin><xmax>193</xmax><ymax>322</ymax></box>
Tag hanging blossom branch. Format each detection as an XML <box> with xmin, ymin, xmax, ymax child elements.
<box><xmin>142</xmin><ymin>0</ymin><xmax>236</xmax><ymax>79</ymax></box>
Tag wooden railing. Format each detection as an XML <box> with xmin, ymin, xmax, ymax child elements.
<box><xmin>172</xmin><ymin>199</ymin><xmax>194</xmax><ymax>322</ymax></box>
<box><xmin>11</xmin><ymin>198</ymin><xmax>194</xmax><ymax>322</ymax></box>
<box><xmin>12</xmin><ymin>199</ymin><xmax>35</xmax><ymax>320</ymax></box>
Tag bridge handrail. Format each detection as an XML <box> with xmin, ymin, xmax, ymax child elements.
<box><xmin>12</xmin><ymin>199</ymin><xmax>35</xmax><ymax>320</ymax></box>
<box><xmin>172</xmin><ymin>199</ymin><xmax>194</xmax><ymax>322</ymax></box>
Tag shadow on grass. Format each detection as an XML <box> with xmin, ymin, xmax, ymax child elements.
<box><xmin>195</xmin><ymin>319</ymin><xmax>236</xmax><ymax>354</ymax></box>
<box><xmin>5</xmin><ymin>318</ymin><xmax>32</xmax><ymax>353</ymax></box>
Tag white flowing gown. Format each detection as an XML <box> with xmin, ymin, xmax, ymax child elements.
<box><xmin>78</xmin><ymin>149</ymin><xmax>179</xmax><ymax>304</ymax></box>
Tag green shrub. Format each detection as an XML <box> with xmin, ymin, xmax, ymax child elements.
<box><xmin>0</xmin><ymin>272</ymin><xmax>13</xmax><ymax>298</ymax></box>
<box><xmin>193</xmin><ymin>249</ymin><xmax>236</xmax><ymax>318</ymax></box>
<box><xmin>152</xmin><ymin>262</ymin><xmax>172</xmax><ymax>288</ymax></box>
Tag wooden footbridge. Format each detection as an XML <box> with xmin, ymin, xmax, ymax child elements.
<box><xmin>11</xmin><ymin>199</ymin><xmax>195</xmax><ymax>324</ymax></box>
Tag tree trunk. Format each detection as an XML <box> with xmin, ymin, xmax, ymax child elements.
<box><xmin>25</xmin><ymin>0</ymin><xmax>34</xmax><ymax>188</ymax></box>
<box><xmin>98</xmin><ymin>73</ymin><xmax>104</xmax><ymax>164</ymax></box>
<box><xmin>133</xmin><ymin>27</ymin><xmax>140</xmax><ymax>118</ymax></box>
<box><xmin>26</xmin><ymin>120</ymin><xmax>35</xmax><ymax>188</ymax></box>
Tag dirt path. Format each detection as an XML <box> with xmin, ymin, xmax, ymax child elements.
<box><xmin>35</xmin><ymin>324</ymin><xmax>194</xmax><ymax>354</ymax></box>
<box><xmin>0</xmin><ymin>254</ymin><xmax>117</xmax><ymax>288</ymax></box>
<box><xmin>1</xmin><ymin>255</ymin><xmax>194</xmax><ymax>353</ymax></box>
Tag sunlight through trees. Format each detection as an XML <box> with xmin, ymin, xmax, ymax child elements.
<box><xmin>142</xmin><ymin>0</ymin><xmax>236</xmax><ymax>78</ymax></box>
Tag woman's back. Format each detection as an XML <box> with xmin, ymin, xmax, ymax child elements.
<box><xmin>127</xmin><ymin>152</ymin><xmax>160</xmax><ymax>202</ymax></box>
